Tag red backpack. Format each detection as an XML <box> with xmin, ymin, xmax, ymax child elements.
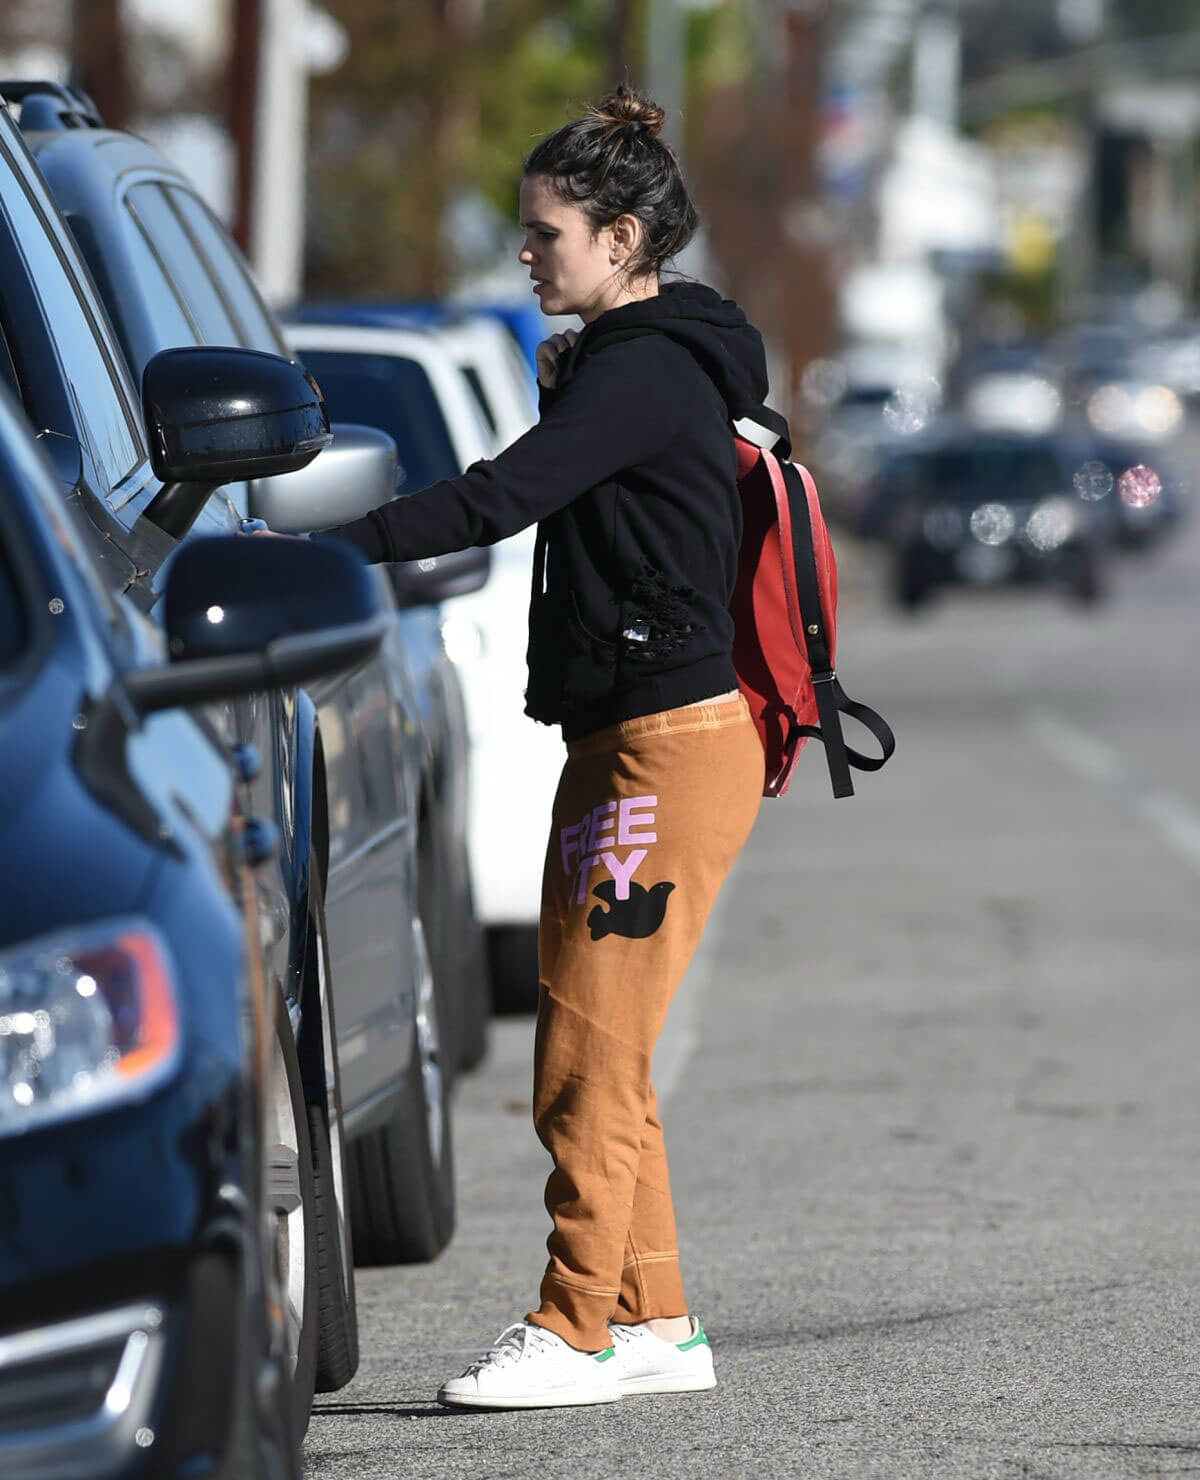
<box><xmin>729</xmin><ymin>422</ymin><xmax>894</xmax><ymax>799</ymax></box>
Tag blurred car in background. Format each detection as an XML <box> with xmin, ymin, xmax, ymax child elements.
<box><xmin>0</xmin><ymin>355</ymin><xmax>388</xmax><ymax>1477</ymax></box>
<box><xmin>286</xmin><ymin>315</ymin><xmax>564</xmax><ymax>1011</ymax></box>
<box><xmin>289</xmin><ymin>300</ymin><xmax>538</xmax><ymax>453</ymax></box>
<box><xmin>861</xmin><ymin>427</ymin><xmax>1108</xmax><ymax>611</ymax></box>
<box><xmin>1132</xmin><ymin>320</ymin><xmax>1200</xmax><ymax>405</ymax></box>
<box><xmin>1056</xmin><ymin>321</ymin><xmax>1186</xmax><ymax>446</ymax></box>
<box><xmin>805</xmin><ymin>360</ymin><xmax>944</xmax><ymax>528</ymax></box>
<box><xmin>958</xmin><ymin>340</ymin><xmax>1064</xmax><ymax>436</ymax></box>
<box><xmin>1056</xmin><ymin>434</ymin><xmax>1188</xmax><ymax>549</ymax></box>
<box><xmin>3</xmin><ymin>77</ymin><xmax>482</xmax><ymax>1437</ymax></box>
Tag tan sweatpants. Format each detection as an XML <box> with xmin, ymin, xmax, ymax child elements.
<box><xmin>525</xmin><ymin>693</ymin><xmax>763</xmax><ymax>1353</ymax></box>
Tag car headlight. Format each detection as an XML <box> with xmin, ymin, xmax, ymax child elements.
<box><xmin>969</xmin><ymin>503</ymin><xmax>1017</xmax><ymax>546</ymax></box>
<box><xmin>0</xmin><ymin>922</ymin><xmax>181</xmax><ymax>1135</ymax></box>
<box><xmin>1025</xmin><ymin>496</ymin><xmax>1078</xmax><ymax>551</ymax></box>
<box><xmin>1134</xmin><ymin>385</ymin><xmax>1182</xmax><ymax>440</ymax></box>
<box><xmin>921</xmin><ymin>505</ymin><xmax>965</xmax><ymax>550</ymax></box>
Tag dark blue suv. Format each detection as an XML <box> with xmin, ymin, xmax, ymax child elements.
<box><xmin>10</xmin><ymin>75</ymin><xmax>491</xmax><ymax>1284</ymax></box>
<box><xmin>0</xmin><ymin>348</ymin><xmax>388</xmax><ymax>1479</ymax></box>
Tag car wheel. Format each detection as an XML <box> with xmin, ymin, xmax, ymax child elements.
<box><xmin>892</xmin><ymin>552</ymin><xmax>933</xmax><ymax>612</ymax></box>
<box><xmin>346</xmin><ymin>916</ymin><xmax>456</xmax><ymax>1263</ymax></box>
<box><xmin>1066</xmin><ymin>545</ymin><xmax>1105</xmax><ymax>606</ymax></box>
<box><xmin>226</xmin><ymin>1241</ymin><xmax>302</xmax><ymax>1480</ymax></box>
<box><xmin>486</xmin><ymin>923</ymin><xmax>540</xmax><ymax>1014</ymax></box>
<box><xmin>267</xmin><ymin>989</ymin><xmax>318</xmax><ymax>1441</ymax></box>
<box><xmin>455</xmin><ymin>871</ymin><xmax>490</xmax><ymax>1072</ymax></box>
<box><xmin>417</xmin><ymin>828</ymin><xmax>458</xmax><ymax>1094</ymax></box>
<box><xmin>300</xmin><ymin>873</ymin><xmax>359</xmax><ymax>1393</ymax></box>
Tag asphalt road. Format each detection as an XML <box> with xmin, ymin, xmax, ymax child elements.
<box><xmin>304</xmin><ymin>497</ymin><xmax>1200</xmax><ymax>1479</ymax></box>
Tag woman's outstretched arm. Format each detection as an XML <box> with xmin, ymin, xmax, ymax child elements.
<box><xmin>313</xmin><ymin>336</ymin><xmax>685</xmax><ymax>563</ymax></box>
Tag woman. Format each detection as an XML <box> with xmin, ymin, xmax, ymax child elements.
<box><xmin>311</xmin><ymin>84</ymin><xmax>776</xmax><ymax>1410</ymax></box>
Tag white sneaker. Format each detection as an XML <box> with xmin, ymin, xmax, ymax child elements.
<box><xmin>437</xmin><ymin>1321</ymin><xmax>622</xmax><ymax>1410</ymax></box>
<box><xmin>608</xmin><ymin>1317</ymin><xmax>716</xmax><ymax>1395</ymax></box>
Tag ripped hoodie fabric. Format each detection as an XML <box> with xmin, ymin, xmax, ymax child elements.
<box><xmin>318</xmin><ymin>281</ymin><xmax>776</xmax><ymax>738</ymax></box>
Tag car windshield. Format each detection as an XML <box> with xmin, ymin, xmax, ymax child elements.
<box><xmin>297</xmin><ymin>350</ymin><xmax>459</xmax><ymax>491</ymax></box>
<box><xmin>889</xmin><ymin>444</ymin><xmax>1067</xmax><ymax>503</ymax></box>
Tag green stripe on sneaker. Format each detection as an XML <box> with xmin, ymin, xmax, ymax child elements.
<box><xmin>677</xmin><ymin>1322</ymin><xmax>709</xmax><ymax>1351</ymax></box>
<box><xmin>593</xmin><ymin>1346</ymin><xmax>615</xmax><ymax>1362</ymax></box>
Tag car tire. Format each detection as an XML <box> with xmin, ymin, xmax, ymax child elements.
<box><xmin>455</xmin><ymin>878</ymin><xmax>490</xmax><ymax>1072</ymax></box>
<box><xmin>455</xmin><ymin>864</ymin><xmax>494</xmax><ymax>1071</ymax></box>
<box><xmin>346</xmin><ymin>917</ymin><xmax>456</xmax><ymax>1264</ymax></box>
<box><xmin>1066</xmin><ymin>545</ymin><xmax>1105</xmax><ymax>606</ymax></box>
<box><xmin>417</xmin><ymin>828</ymin><xmax>458</xmax><ymax>1094</ymax></box>
<box><xmin>267</xmin><ymin>989</ymin><xmax>319</xmax><ymax>1443</ymax></box>
<box><xmin>893</xmin><ymin>551</ymin><xmax>933</xmax><ymax>612</ymax></box>
<box><xmin>486</xmin><ymin>923</ymin><xmax>540</xmax><ymax>1015</ymax></box>
<box><xmin>299</xmin><ymin>874</ymin><xmax>359</xmax><ymax>1393</ymax></box>
<box><xmin>226</xmin><ymin>1245</ymin><xmax>302</xmax><ymax>1480</ymax></box>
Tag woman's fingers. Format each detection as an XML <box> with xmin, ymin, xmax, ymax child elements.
<box><xmin>536</xmin><ymin>329</ymin><xmax>580</xmax><ymax>389</ymax></box>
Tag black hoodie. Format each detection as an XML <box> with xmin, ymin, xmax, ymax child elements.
<box><xmin>317</xmin><ymin>282</ymin><xmax>774</xmax><ymax>738</ymax></box>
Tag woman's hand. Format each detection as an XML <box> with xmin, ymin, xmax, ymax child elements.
<box><xmin>535</xmin><ymin>328</ymin><xmax>579</xmax><ymax>390</ymax></box>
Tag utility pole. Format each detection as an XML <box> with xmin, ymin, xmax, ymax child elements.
<box><xmin>70</xmin><ymin>0</ymin><xmax>129</xmax><ymax>127</ymax></box>
<box><xmin>609</xmin><ymin>0</ymin><xmax>633</xmax><ymax>86</ymax></box>
<box><xmin>229</xmin><ymin>0</ymin><xmax>260</xmax><ymax>257</ymax></box>
<box><xmin>231</xmin><ymin>0</ymin><xmax>308</xmax><ymax>303</ymax></box>
<box><xmin>777</xmin><ymin>1</ymin><xmax>835</xmax><ymax>428</ymax></box>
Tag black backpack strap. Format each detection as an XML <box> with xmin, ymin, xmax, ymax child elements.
<box><xmin>794</xmin><ymin>679</ymin><xmax>896</xmax><ymax>796</ymax></box>
<box><xmin>749</xmin><ymin>405</ymin><xmax>792</xmax><ymax>460</ymax></box>
<box><xmin>781</xmin><ymin>461</ymin><xmax>895</xmax><ymax>798</ymax></box>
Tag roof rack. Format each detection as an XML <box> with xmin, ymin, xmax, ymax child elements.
<box><xmin>0</xmin><ymin>81</ymin><xmax>104</xmax><ymax>132</ymax></box>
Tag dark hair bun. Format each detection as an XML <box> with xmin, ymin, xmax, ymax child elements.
<box><xmin>524</xmin><ymin>82</ymin><xmax>698</xmax><ymax>279</ymax></box>
<box><xmin>590</xmin><ymin>84</ymin><xmax>665</xmax><ymax>139</ymax></box>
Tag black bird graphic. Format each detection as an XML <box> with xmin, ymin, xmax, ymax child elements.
<box><xmin>587</xmin><ymin>879</ymin><xmax>676</xmax><ymax>941</ymax></box>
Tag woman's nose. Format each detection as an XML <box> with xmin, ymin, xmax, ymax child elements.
<box><xmin>519</xmin><ymin>245</ymin><xmax>533</xmax><ymax>264</ymax></box>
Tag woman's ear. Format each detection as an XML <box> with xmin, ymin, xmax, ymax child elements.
<box><xmin>610</xmin><ymin>212</ymin><xmax>642</xmax><ymax>265</ymax></box>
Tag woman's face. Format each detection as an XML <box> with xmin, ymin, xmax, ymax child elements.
<box><xmin>518</xmin><ymin>173</ymin><xmax>638</xmax><ymax>323</ymax></box>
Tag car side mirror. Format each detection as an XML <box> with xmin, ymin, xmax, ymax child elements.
<box><xmin>123</xmin><ymin>534</ymin><xmax>387</xmax><ymax>715</ymax></box>
<box><xmin>388</xmin><ymin>546</ymin><xmax>491</xmax><ymax>607</ymax></box>
<box><xmin>248</xmin><ymin>422</ymin><xmax>397</xmax><ymax>531</ymax></box>
<box><xmin>249</xmin><ymin>421</ymin><xmax>492</xmax><ymax>606</ymax></box>
<box><xmin>141</xmin><ymin>346</ymin><xmax>332</xmax><ymax>539</ymax></box>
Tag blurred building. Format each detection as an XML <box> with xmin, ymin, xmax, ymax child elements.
<box><xmin>0</xmin><ymin>0</ymin><xmax>346</xmax><ymax>303</ymax></box>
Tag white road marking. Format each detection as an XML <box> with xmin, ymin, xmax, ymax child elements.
<box><xmin>1026</xmin><ymin>708</ymin><xmax>1200</xmax><ymax>873</ymax></box>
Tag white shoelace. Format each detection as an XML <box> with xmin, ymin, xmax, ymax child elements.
<box><xmin>463</xmin><ymin>1322</ymin><xmax>558</xmax><ymax>1376</ymax></box>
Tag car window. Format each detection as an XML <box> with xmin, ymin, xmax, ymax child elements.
<box><xmin>0</xmin><ymin>140</ymin><xmax>141</xmax><ymax>488</ymax></box>
<box><xmin>297</xmin><ymin>350</ymin><xmax>461</xmax><ymax>490</ymax></box>
<box><xmin>121</xmin><ymin>212</ymin><xmax>201</xmax><ymax>347</ymax></box>
<box><xmin>925</xmin><ymin>446</ymin><xmax>1066</xmax><ymax>502</ymax></box>
<box><xmin>124</xmin><ymin>183</ymin><xmax>239</xmax><ymax>344</ymax></box>
<box><xmin>20</xmin><ymin>437</ymin><xmax>126</xmax><ymax>636</ymax></box>
<box><xmin>166</xmin><ymin>187</ymin><xmax>285</xmax><ymax>353</ymax></box>
<box><xmin>460</xmin><ymin>364</ymin><xmax>498</xmax><ymax>436</ymax></box>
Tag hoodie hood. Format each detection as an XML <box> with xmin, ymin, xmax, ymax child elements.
<box><xmin>565</xmin><ymin>281</ymin><xmax>772</xmax><ymax>425</ymax></box>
